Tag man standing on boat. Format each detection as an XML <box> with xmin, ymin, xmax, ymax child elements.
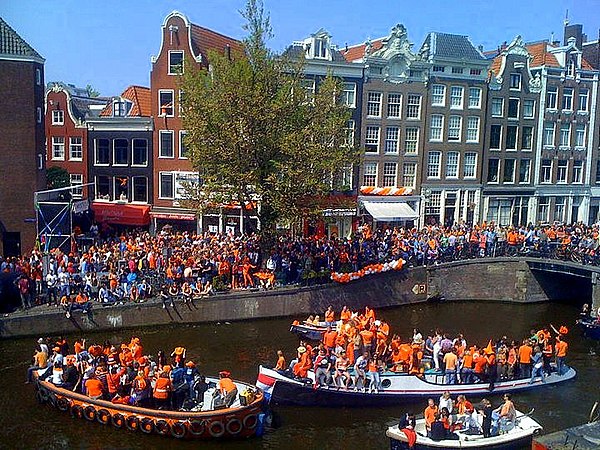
<box><xmin>554</xmin><ymin>335</ymin><xmax>568</xmax><ymax>376</ymax></box>
<box><xmin>494</xmin><ymin>393</ymin><xmax>516</xmax><ymax>433</ymax></box>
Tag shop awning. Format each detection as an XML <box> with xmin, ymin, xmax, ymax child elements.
<box><xmin>92</xmin><ymin>202</ymin><xmax>150</xmax><ymax>226</ymax></box>
<box><xmin>363</xmin><ymin>201</ymin><xmax>418</xmax><ymax>221</ymax></box>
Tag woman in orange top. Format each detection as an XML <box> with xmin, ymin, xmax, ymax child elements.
<box><xmin>153</xmin><ymin>372</ymin><xmax>172</xmax><ymax>408</ymax></box>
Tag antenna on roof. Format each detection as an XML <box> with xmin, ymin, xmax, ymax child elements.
<box><xmin>564</xmin><ymin>9</ymin><xmax>569</xmax><ymax>27</ymax></box>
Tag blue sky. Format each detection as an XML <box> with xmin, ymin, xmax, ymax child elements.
<box><xmin>3</xmin><ymin>0</ymin><xmax>599</xmax><ymax>96</ymax></box>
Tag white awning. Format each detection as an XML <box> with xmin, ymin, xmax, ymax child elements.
<box><xmin>363</xmin><ymin>201</ymin><xmax>419</xmax><ymax>221</ymax></box>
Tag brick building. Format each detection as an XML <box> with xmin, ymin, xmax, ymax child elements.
<box><xmin>150</xmin><ymin>11</ymin><xmax>244</xmax><ymax>233</ymax></box>
<box><xmin>0</xmin><ymin>18</ymin><xmax>45</xmax><ymax>255</ymax></box>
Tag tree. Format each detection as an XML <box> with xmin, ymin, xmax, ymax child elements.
<box><xmin>181</xmin><ymin>0</ymin><xmax>357</xmax><ymax>238</ymax></box>
<box><xmin>85</xmin><ymin>84</ymin><xmax>100</xmax><ymax>98</ymax></box>
<box><xmin>46</xmin><ymin>166</ymin><xmax>70</xmax><ymax>189</ymax></box>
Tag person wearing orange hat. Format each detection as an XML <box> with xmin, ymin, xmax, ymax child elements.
<box><xmin>171</xmin><ymin>346</ymin><xmax>186</xmax><ymax>368</ymax></box>
<box><xmin>184</xmin><ymin>361</ymin><xmax>199</xmax><ymax>398</ymax></box>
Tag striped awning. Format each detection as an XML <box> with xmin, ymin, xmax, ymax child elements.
<box><xmin>360</xmin><ymin>186</ymin><xmax>414</xmax><ymax>196</ymax></box>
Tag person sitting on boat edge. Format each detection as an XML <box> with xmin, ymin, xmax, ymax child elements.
<box><xmin>333</xmin><ymin>350</ymin><xmax>351</xmax><ymax>390</ymax></box>
<box><xmin>494</xmin><ymin>393</ymin><xmax>516</xmax><ymax>434</ymax></box>
<box><xmin>274</xmin><ymin>350</ymin><xmax>286</xmax><ymax>374</ymax></box>
<box><xmin>214</xmin><ymin>370</ymin><xmax>237</xmax><ymax>408</ymax></box>
<box><xmin>353</xmin><ymin>351</ymin><xmax>368</xmax><ymax>391</ymax></box>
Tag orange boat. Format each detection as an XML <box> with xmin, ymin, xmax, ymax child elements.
<box><xmin>33</xmin><ymin>372</ymin><xmax>265</xmax><ymax>440</ymax></box>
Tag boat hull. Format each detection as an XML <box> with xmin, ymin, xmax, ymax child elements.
<box><xmin>577</xmin><ymin>318</ymin><xmax>600</xmax><ymax>340</ymax></box>
<box><xmin>257</xmin><ymin>365</ymin><xmax>576</xmax><ymax>407</ymax></box>
<box><xmin>34</xmin><ymin>374</ymin><xmax>265</xmax><ymax>440</ymax></box>
<box><xmin>388</xmin><ymin>433</ymin><xmax>535</xmax><ymax>450</ymax></box>
<box><xmin>289</xmin><ymin>324</ymin><xmax>327</xmax><ymax>341</ymax></box>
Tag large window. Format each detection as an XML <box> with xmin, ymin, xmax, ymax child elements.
<box><xmin>132</xmin><ymin>176</ymin><xmax>148</xmax><ymax>203</ymax></box>
<box><xmin>450</xmin><ymin>86</ymin><xmax>463</xmax><ymax>109</ymax></box>
<box><xmin>343</xmin><ymin>120</ymin><xmax>355</xmax><ymax>147</ymax></box>
<box><xmin>490</xmin><ymin>125</ymin><xmax>501</xmax><ymax>149</ymax></box>
<box><xmin>431</xmin><ymin>85</ymin><xmax>445</xmax><ymax>106</ymax></box>
<box><xmin>541</xmin><ymin>159</ymin><xmax>552</xmax><ymax>183</ymax></box>
<box><xmin>507</xmin><ymin>98</ymin><xmax>519</xmax><ymax>119</ymax></box>
<box><xmin>538</xmin><ymin>197</ymin><xmax>550</xmax><ymax>223</ymax></box>
<box><xmin>446</xmin><ymin>152</ymin><xmax>459</xmax><ymax>178</ymax></box>
<box><xmin>523</xmin><ymin>99</ymin><xmax>535</xmax><ymax>118</ymax></box>
<box><xmin>521</xmin><ymin>126</ymin><xmax>533</xmax><ymax>150</ymax></box>
<box><xmin>132</xmin><ymin>139</ymin><xmax>148</xmax><ymax>166</ymax></box>
<box><xmin>406</xmin><ymin>94</ymin><xmax>421</xmax><ymax>119</ymax></box>
<box><xmin>519</xmin><ymin>159</ymin><xmax>531</xmax><ymax>183</ymax></box>
<box><xmin>367</xmin><ymin>92</ymin><xmax>382</xmax><ymax>117</ymax></box>
<box><xmin>69</xmin><ymin>137</ymin><xmax>82</xmax><ymax>160</ymax></box>
<box><xmin>543</xmin><ymin>122</ymin><xmax>555</xmax><ymax>147</ymax></box>
<box><xmin>404</xmin><ymin>127</ymin><xmax>419</xmax><ymax>154</ymax></box>
<box><xmin>168</xmin><ymin>51</ymin><xmax>184</xmax><ymax>74</ymax></box>
<box><xmin>159</xmin><ymin>173</ymin><xmax>174</xmax><ymax>199</ymax></box>
<box><xmin>387</xmin><ymin>93</ymin><xmax>402</xmax><ymax>118</ymax></box>
<box><xmin>70</xmin><ymin>174</ymin><xmax>83</xmax><ymax>198</ymax></box>
<box><xmin>114</xmin><ymin>177</ymin><xmax>128</xmax><ymax>201</ymax></box>
<box><xmin>573</xmin><ymin>160</ymin><xmax>583</xmax><ymax>183</ymax></box>
<box><xmin>430</xmin><ymin>115</ymin><xmax>443</xmax><ymax>141</ymax></box>
<box><xmin>509</xmin><ymin>73</ymin><xmax>521</xmax><ymax>90</ymax></box>
<box><xmin>365</xmin><ymin>126</ymin><xmax>380</xmax><ymax>152</ymax></box>
<box><xmin>447</xmin><ymin>116</ymin><xmax>462</xmax><ymax>141</ymax></box>
<box><xmin>300</xmin><ymin>79</ymin><xmax>315</xmax><ymax>104</ymax></box>
<box><xmin>402</xmin><ymin>163</ymin><xmax>417</xmax><ymax>188</ymax></box>
<box><xmin>95</xmin><ymin>139</ymin><xmax>110</xmax><ymax>165</ymax></box>
<box><xmin>363</xmin><ymin>162</ymin><xmax>377</xmax><ymax>186</ymax></box>
<box><xmin>159</xmin><ymin>90</ymin><xmax>174</xmax><ymax>117</ymax></box>
<box><xmin>52</xmin><ymin>137</ymin><xmax>65</xmax><ymax>160</ymax></box>
<box><xmin>159</xmin><ymin>130</ymin><xmax>174</xmax><ymax>157</ymax></box>
<box><xmin>96</xmin><ymin>176</ymin><xmax>111</xmax><ymax>200</ymax></box>
<box><xmin>562</xmin><ymin>88</ymin><xmax>573</xmax><ymax>110</ymax></box>
<box><xmin>52</xmin><ymin>110</ymin><xmax>64</xmax><ymax>125</ymax></box>
<box><xmin>546</xmin><ymin>87</ymin><xmax>558</xmax><ymax>109</ymax></box>
<box><xmin>427</xmin><ymin>151</ymin><xmax>441</xmax><ymax>178</ymax></box>
<box><xmin>578</xmin><ymin>89</ymin><xmax>589</xmax><ymax>112</ymax></box>
<box><xmin>559</xmin><ymin>124</ymin><xmax>570</xmax><ymax>147</ymax></box>
<box><xmin>463</xmin><ymin>152</ymin><xmax>477</xmax><ymax>178</ymax></box>
<box><xmin>342</xmin><ymin>82</ymin><xmax>356</xmax><ymax>108</ymax></box>
<box><xmin>506</xmin><ymin>126</ymin><xmax>518</xmax><ymax>150</ymax></box>
<box><xmin>113</xmin><ymin>139</ymin><xmax>128</xmax><ymax>165</ymax></box>
<box><xmin>575</xmin><ymin>125</ymin><xmax>586</xmax><ymax>148</ymax></box>
<box><xmin>503</xmin><ymin>159</ymin><xmax>515</xmax><ymax>183</ymax></box>
<box><xmin>487</xmin><ymin>158</ymin><xmax>499</xmax><ymax>183</ymax></box>
<box><xmin>466</xmin><ymin>117</ymin><xmax>479</xmax><ymax>143</ymax></box>
<box><xmin>468</xmin><ymin>87</ymin><xmax>481</xmax><ymax>108</ymax></box>
<box><xmin>554</xmin><ymin>197</ymin><xmax>566</xmax><ymax>223</ymax></box>
<box><xmin>491</xmin><ymin>98</ymin><xmax>503</xmax><ymax>116</ymax></box>
<box><xmin>384</xmin><ymin>127</ymin><xmax>399</xmax><ymax>153</ymax></box>
<box><xmin>382</xmin><ymin>162</ymin><xmax>397</xmax><ymax>187</ymax></box>
<box><xmin>557</xmin><ymin>160</ymin><xmax>568</xmax><ymax>183</ymax></box>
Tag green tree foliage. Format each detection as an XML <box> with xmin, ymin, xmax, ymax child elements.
<box><xmin>85</xmin><ymin>84</ymin><xmax>100</xmax><ymax>98</ymax></box>
<box><xmin>181</xmin><ymin>0</ymin><xmax>358</xmax><ymax>235</ymax></box>
<box><xmin>46</xmin><ymin>166</ymin><xmax>70</xmax><ymax>189</ymax></box>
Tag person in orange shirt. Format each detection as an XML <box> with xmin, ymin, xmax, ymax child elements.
<box><xmin>293</xmin><ymin>346</ymin><xmax>312</xmax><ymax>379</ymax></box>
<box><xmin>518</xmin><ymin>339</ymin><xmax>533</xmax><ymax>378</ymax></box>
<box><xmin>360</xmin><ymin>327</ymin><xmax>375</xmax><ymax>355</ymax></box>
<box><xmin>322</xmin><ymin>326</ymin><xmax>338</xmax><ymax>353</ymax></box>
<box><xmin>443</xmin><ymin>349</ymin><xmax>458</xmax><ymax>384</ymax></box>
<box><xmin>274</xmin><ymin>350</ymin><xmax>286</xmax><ymax>373</ymax></box>
<box><xmin>153</xmin><ymin>371</ymin><xmax>172</xmax><ymax>409</ymax></box>
<box><xmin>340</xmin><ymin>306</ymin><xmax>351</xmax><ymax>323</ymax></box>
<box><xmin>460</xmin><ymin>350</ymin><xmax>474</xmax><ymax>384</ymax></box>
<box><xmin>424</xmin><ymin>398</ymin><xmax>439</xmax><ymax>432</ymax></box>
<box><xmin>555</xmin><ymin>336</ymin><xmax>568</xmax><ymax>376</ymax></box>
<box><xmin>85</xmin><ymin>374</ymin><xmax>105</xmax><ymax>400</ymax></box>
<box><xmin>324</xmin><ymin>306</ymin><xmax>335</xmax><ymax>326</ymax></box>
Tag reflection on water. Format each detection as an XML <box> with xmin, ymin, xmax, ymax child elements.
<box><xmin>1</xmin><ymin>301</ymin><xmax>598</xmax><ymax>450</ymax></box>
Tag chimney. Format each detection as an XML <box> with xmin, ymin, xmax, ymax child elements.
<box><xmin>564</xmin><ymin>23</ymin><xmax>583</xmax><ymax>49</ymax></box>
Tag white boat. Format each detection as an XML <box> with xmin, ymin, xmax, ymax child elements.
<box><xmin>256</xmin><ymin>365</ymin><xmax>576</xmax><ymax>407</ymax></box>
<box><xmin>386</xmin><ymin>409</ymin><xmax>542</xmax><ymax>450</ymax></box>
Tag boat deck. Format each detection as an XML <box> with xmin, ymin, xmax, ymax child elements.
<box><xmin>533</xmin><ymin>421</ymin><xmax>600</xmax><ymax>450</ymax></box>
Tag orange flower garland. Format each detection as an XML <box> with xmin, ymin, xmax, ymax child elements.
<box><xmin>330</xmin><ymin>259</ymin><xmax>405</xmax><ymax>283</ymax></box>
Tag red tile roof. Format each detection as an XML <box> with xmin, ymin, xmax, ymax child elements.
<box><xmin>341</xmin><ymin>38</ymin><xmax>384</xmax><ymax>62</ymax></box>
<box><xmin>100</xmin><ymin>85</ymin><xmax>151</xmax><ymax>117</ymax></box>
<box><xmin>190</xmin><ymin>24</ymin><xmax>244</xmax><ymax>63</ymax></box>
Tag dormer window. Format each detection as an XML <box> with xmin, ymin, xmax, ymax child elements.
<box><xmin>113</xmin><ymin>99</ymin><xmax>132</xmax><ymax>117</ymax></box>
<box><xmin>169</xmin><ymin>50</ymin><xmax>184</xmax><ymax>74</ymax></box>
<box><xmin>52</xmin><ymin>110</ymin><xmax>64</xmax><ymax>125</ymax></box>
<box><xmin>313</xmin><ymin>38</ymin><xmax>327</xmax><ymax>59</ymax></box>
<box><xmin>566</xmin><ymin>58</ymin><xmax>575</xmax><ymax>77</ymax></box>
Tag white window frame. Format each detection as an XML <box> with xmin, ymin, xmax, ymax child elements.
<box><xmin>573</xmin><ymin>160</ymin><xmax>583</xmax><ymax>183</ymax></box>
<box><xmin>159</xmin><ymin>130</ymin><xmax>175</xmax><ymax>158</ymax></box>
<box><xmin>387</xmin><ymin>93</ymin><xmax>402</xmax><ymax>119</ymax></box>
<box><xmin>429</xmin><ymin>115</ymin><xmax>444</xmax><ymax>142</ymax></box>
<box><xmin>52</xmin><ymin>110</ymin><xmax>64</xmax><ymax>125</ymax></box>
<box><xmin>70</xmin><ymin>174</ymin><xmax>83</xmax><ymax>199</ymax></box>
<box><xmin>363</xmin><ymin>162</ymin><xmax>377</xmax><ymax>186</ymax></box>
<box><xmin>427</xmin><ymin>151</ymin><xmax>442</xmax><ymax>178</ymax></box>
<box><xmin>463</xmin><ymin>152</ymin><xmax>477</xmax><ymax>179</ymax></box>
<box><xmin>446</xmin><ymin>151</ymin><xmax>459</xmax><ymax>179</ymax></box>
<box><xmin>468</xmin><ymin>87</ymin><xmax>481</xmax><ymax>109</ymax></box>
<box><xmin>575</xmin><ymin>125</ymin><xmax>586</xmax><ymax>148</ymax></box>
<box><xmin>490</xmin><ymin>124</ymin><xmax>502</xmax><ymax>150</ymax></box>
<box><xmin>546</xmin><ymin>87</ymin><xmax>558</xmax><ymax>110</ymax></box>
<box><xmin>466</xmin><ymin>117</ymin><xmax>479</xmax><ymax>143</ymax></box>
<box><xmin>131</xmin><ymin>138</ymin><xmax>148</xmax><ymax>167</ymax></box>
<box><xmin>168</xmin><ymin>50</ymin><xmax>184</xmax><ymax>75</ymax></box>
<box><xmin>578</xmin><ymin>89</ymin><xmax>589</xmax><ymax>112</ymax></box>
<box><xmin>562</xmin><ymin>88</ymin><xmax>573</xmax><ymax>111</ymax></box>
<box><xmin>521</xmin><ymin>126</ymin><xmax>533</xmax><ymax>150</ymax></box>
<box><xmin>487</xmin><ymin>158</ymin><xmax>500</xmax><ymax>183</ymax></box>
<box><xmin>519</xmin><ymin>159</ymin><xmax>531</xmax><ymax>183</ymax></box>
<box><xmin>503</xmin><ymin>159</ymin><xmax>516</xmax><ymax>183</ymax></box>
<box><xmin>384</xmin><ymin>127</ymin><xmax>399</xmax><ymax>154</ymax></box>
<box><xmin>404</xmin><ymin>127</ymin><xmax>419</xmax><ymax>154</ymax></box>
<box><xmin>402</xmin><ymin>163</ymin><xmax>416</xmax><ymax>188</ymax></box>
<box><xmin>95</xmin><ymin>175</ymin><xmax>112</xmax><ymax>201</ymax></box>
<box><xmin>366</xmin><ymin>92</ymin><xmax>382</xmax><ymax>117</ymax></box>
<box><xmin>51</xmin><ymin>136</ymin><xmax>65</xmax><ymax>160</ymax></box>
<box><xmin>382</xmin><ymin>162</ymin><xmax>397</xmax><ymax>187</ymax></box>
<box><xmin>523</xmin><ymin>99</ymin><xmax>535</xmax><ymax>118</ymax></box>
<box><xmin>541</xmin><ymin>160</ymin><xmax>552</xmax><ymax>183</ymax></box>
<box><xmin>557</xmin><ymin>160</ymin><xmax>568</xmax><ymax>183</ymax></box>
<box><xmin>300</xmin><ymin>79</ymin><xmax>315</xmax><ymax>105</ymax></box>
<box><xmin>406</xmin><ymin>94</ymin><xmax>421</xmax><ymax>119</ymax></box>
<box><xmin>559</xmin><ymin>124</ymin><xmax>571</xmax><ymax>148</ymax></box>
<box><xmin>132</xmin><ymin>176</ymin><xmax>149</xmax><ymax>203</ymax></box>
<box><xmin>447</xmin><ymin>115</ymin><xmax>462</xmax><ymax>142</ymax></box>
<box><xmin>342</xmin><ymin>82</ymin><xmax>356</xmax><ymax>108</ymax></box>
<box><xmin>491</xmin><ymin>98</ymin><xmax>504</xmax><ymax>117</ymax></box>
<box><xmin>159</xmin><ymin>172</ymin><xmax>175</xmax><ymax>199</ymax></box>
<box><xmin>179</xmin><ymin>130</ymin><xmax>189</xmax><ymax>159</ymax></box>
<box><xmin>113</xmin><ymin>138</ymin><xmax>129</xmax><ymax>166</ymax></box>
<box><xmin>450</xmin><ymin>86</ymin><xmax>464</xmax><ymax>109</ymax></box>
<box><xmin>365</xmin><ymin>126</ymin><xmax>380</xmax><ymax>153</ymax></box>
<box><xmin>69</xmin><ymin>136</ymin><xmax>82</xmax><ymax>161</ymax></box>
<box><xmin>36</xmin><ymin>68</ymin><xmax>42</xmax><ymax>85</ymax></box>
<box><xmin>158</xmin><ymin>89</ymin><xmax>175</xmax><ymax>117</ymax></box>
<box><xmin>431</xmin><ymin>85</ymin><xmax>446</xmax><ymax>107</ymax></box>
<box><xmin>343</xmin><ymin>120</ymin><xmax>355</xmax><ymax>147</ymax></box>
<box><xmin>543</xmin><ymin>123</ymin><xmax>555</xmax><ymax>147</ymax></box>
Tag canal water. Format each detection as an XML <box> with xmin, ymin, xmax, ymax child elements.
<box><xmin>1</xmin><ymin>300</ymin><xmax>597</xmax><ymax>450</ymax></box>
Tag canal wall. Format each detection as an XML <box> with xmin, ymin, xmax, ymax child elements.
<box><xmin>0</xmin><ymin>259</ymin><xmax>583</xmax><ymax>338</ymax></box>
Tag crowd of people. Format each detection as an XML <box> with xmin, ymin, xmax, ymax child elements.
<box><xmin>2</xmin><ymin>220</ymin><xmax>600</xmax><ymax>312</ymax></box>
<box><xmin>280</xmin><ymin>306</ymin><xmax>570</xmax><ymax>391</ymax></box>
<box><xmin>27</xmin><ymin>336</ymin><xmax>238</xmax><ymax>410</ymax></box>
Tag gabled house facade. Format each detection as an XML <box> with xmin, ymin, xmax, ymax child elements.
<box><xmin>483</xmin><ymin>36</ymin><xmax>542</xmax><ymax>226</ymax></box>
